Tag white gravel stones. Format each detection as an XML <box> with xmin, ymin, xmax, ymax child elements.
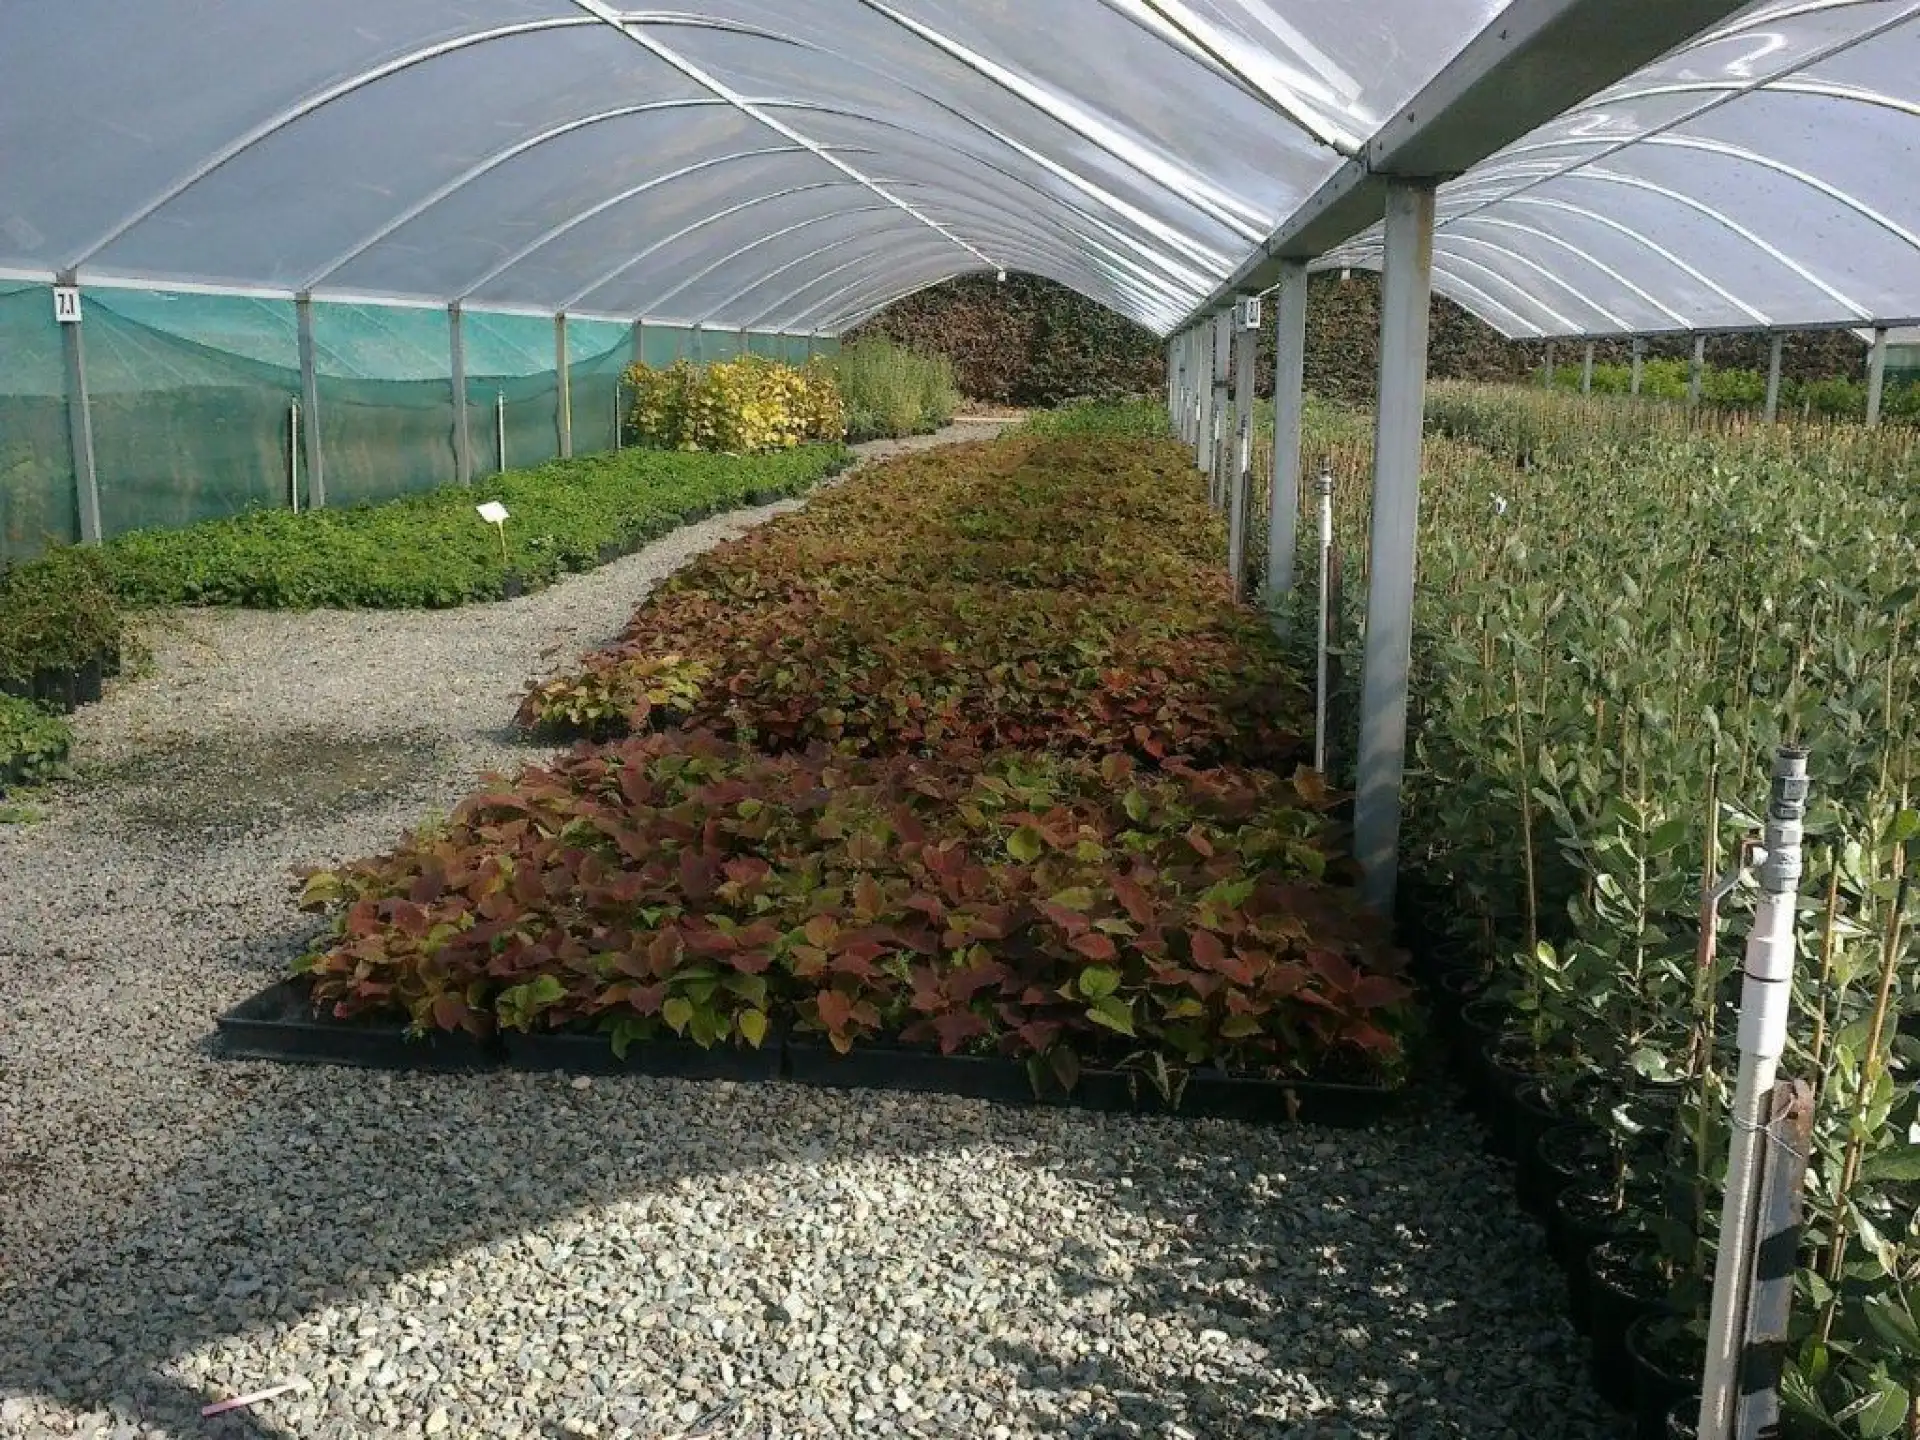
<box><xmin>0</xmin><ymin>421</ymin><xmax>1619</xmax><ymax>1439</ymax></box>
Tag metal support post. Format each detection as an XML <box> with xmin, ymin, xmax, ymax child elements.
<box><xmin>450</xmin><ymin>303</ymin><xmax>472</xmax><ymax>486</ymax></box>
<box><xmin>1353</xmin><ymin>179</ymin><xmax>1438</xmax><ymax>916</ymax></box>
<box><xmin>1210</xmin><ymin>310</ymin><xmax>1232</xmax><ymax>506</ymax></box>
<box><xmin>1688</xmin><ymin>333</ymin><xmax>1705</xmax><ymax>408</ymax></box>
<box><xmin>555</xmin><ymin>313</ymin><xmax>573</xmax><ymax>459</ymax></box>
<box><xmin>692</xmin><ymin>325</ymin><xmax>705</xmax><ymax>363</ymax></box>
<box><xmin>1267</xmin><ymin>261</ymin><xmax>1309</xmax><ymax>615</ymax></box>
<box><xmin>1314</xmin><ymin>466</ymin><xmax>1334</xmax><ymax>773</ymax></box>
<box><xmin>289</xmin><ymin>400</ymin><xmax>301</xmax><ymax>513</ymax></box>
<box><xmin>1194</xmin><ymin>320</ymin><xmax>1215</xmax><ymax>469</ymax></box>
<box><xmin>1866</xmin><ymin>325</ymin><xmax>1888</xmax><ymax>428</ymax></box>
<box><xmin>1581</xmin><ymin>341</ymin><xmax>1595</xmax><ymax>395</ymax></box>
<box><xmin>1186</xmin><ymin>329</ymin><xmax>1202</xmax><ymax>448</ymax></box>
<box><xmin>296</xmin><ymin>293</ymin><xmax>326</xmax><ymax>509</ymax></box>
<box><xmin>1764</xmin><ymin>333</ymin><xmax>1783</xmax><ymax>423</ymax></box>
<box><xmin>57</xmin><ymin>281</ymin><xmax>103</xmax><ymax>545</ymax></box>
<box><xmin>1698</xmin><ymin>747</ymin><xmax>1809</xmax><ymax>1440</ymax></box>
<box><xmin>1544</xmin><ymin>340</ymin><xmax>1556</xmax><ymax>386</ymax></box>
<box><xmin>1228</xmin><ymin>299</ymin><xmax>1257</xmax><ymax>591</ymax></box>
<box><xmin>632</xmin><ymin>319</ymin><xmax>646</xmax><ymax>366</ymax></box>
<box><xmin>1630</xmin><ymin>337</ymin><xmax>1644</xmax><ymax>396</ymax></box>
<box><xmin>496</xmin><ymin>390</ymin><xmax>507</xmax><ymax>474</ymax></box>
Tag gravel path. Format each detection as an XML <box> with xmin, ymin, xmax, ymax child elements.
<box><xmin>0</xmin><ymin>421</ymin><xmax>1621</xmax><ymax>1440</ymax></box>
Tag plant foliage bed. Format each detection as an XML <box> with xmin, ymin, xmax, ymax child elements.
<box><xmin>517</xmin><ymin>434</ymin><xmax>1305</xmax><ymax>769</ymax></box>
<box><xmin>100</xmin><ymin>443</ymin><xmax>850</xmax><ymax>610</ymax></box>
<box><xmin>0</xmin><ymin>693</ymin><xmax>71</xmax><ymax>796</ymax></box>
<box><xmin>266</xmin><ymin>421</ymin><xmax>1416</xmax><ymax>1116</ymax></box>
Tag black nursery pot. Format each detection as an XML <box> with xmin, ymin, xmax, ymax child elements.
<box><xmin>1627</xmin><ymin>1315</ymin><xmax>1701</xmax><ymax>1440</ymax></box>
<box><xmin>32</xmin><ymin>667</ymin><xmax>76</xmax><ymax>713</ymax></box>
<box><xmin>1454</xmin><ymin>994</ymin><xmax>1508</xmax><ymax>1096</ymax></box>
<box><xmin>0</xmin><ymin>674</ymin><xmax>28</xmax><ymax>701</ymax></box>
<box><xmin>1430</xmin><ymin>966</ymin><xmax>1487</xmax><ymax>1035</ymax></box>
<box><xmin>596</xmin><ymin>541</ymin><xmax>622</xmax><ymax>565</ymax></box>
<box><xmin>1588</xmin><ymin>1238</ymin><xmax>1670</xmax><ymax>1412</ymax></box>
<box><xmin>1551</xmin><ymin>1181</ymin><xmax>1637</xmax><ymax>1333</ymax></box>
<box><xmin>1480</xmin><ymin>1035</ymin><xmax>1557</xmax><ymax>1160</ymax></box>
<box><xmin>500</xmin><ymin>573</ymin><xmax>526</xmax><ymax>600</ymax></box>
<box><xmin>1520</xmin><ymin>1121</ymin><xmax>1609</xmax><ymax>1220</ymax></box>
<box><xmin>73</xmin><ymin>656</ymin><xmax>103</xmax><ymax>706</ymax></box>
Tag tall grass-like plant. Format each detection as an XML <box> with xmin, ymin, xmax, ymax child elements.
<box><xmin>833</xmin><ymin>339</ymin><xmax>960</xmax><ymax>442</ymax></box>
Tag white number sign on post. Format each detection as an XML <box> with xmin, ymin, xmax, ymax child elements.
<box><xmin>53</xmin><ymin>286</ymin><xmax>82</xmax><ymax>324</ymax></box>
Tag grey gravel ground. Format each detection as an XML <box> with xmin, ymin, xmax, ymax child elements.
<box><xmin>0</xmin><ymin>420</ymin><xmax>1621</xmax><ymax>1440</ymax></box>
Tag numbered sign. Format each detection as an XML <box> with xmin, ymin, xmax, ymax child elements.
<box><xmin>53</xmin><ymin>286</ymin><xmax>81</xmax><ymax>324</ymax></box>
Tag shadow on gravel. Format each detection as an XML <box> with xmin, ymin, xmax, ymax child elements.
<box><xmin>983</xmin><ymin>1107</ymin><xmax>1618</xmax><ymax>1440</ymax></box>
<box><xmin>0</xmin><ymin>1045</ymin><xmax>1612</xmax><ymax>1440</ymax></box>
<box><xmin>91</xmin><ymin>731</ymin><xmax>451</xmax><ymax>841</ymax></box>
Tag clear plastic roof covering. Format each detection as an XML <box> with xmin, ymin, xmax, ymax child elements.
<box><xmin>2</xmin><ymin>2</ymin><xmax>1915</xmax><ymax>341</ymax></box>
<box><xmin>1319</xmin><ymin>0</ymin><xmax>1920</xmax><ymax>340</ymax></box>
<box><xmin>0</xmin><ymin>0</ymin><xmax>1508</xmax><ymax>336</ymax></box>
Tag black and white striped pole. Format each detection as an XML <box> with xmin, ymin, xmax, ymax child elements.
<box><xmin>1697</xmin><ymin>746</ymin><xmax>1809</xmax><ymax>1440</ymax></box>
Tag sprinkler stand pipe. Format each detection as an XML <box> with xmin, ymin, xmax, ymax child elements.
<box><xmin>1698</xmin><ymin>746</ymin><xmax>1809</xmax><ymax>1440</ymax></box>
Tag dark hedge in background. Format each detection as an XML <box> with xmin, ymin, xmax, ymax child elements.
<box><xmin>850</xmin><ymin>272</ymin><xmax>1868</xmax><ymax>407</ymax></box>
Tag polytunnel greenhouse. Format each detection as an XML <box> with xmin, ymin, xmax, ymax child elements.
<box><xmin>3</xmin><ymin>3</ymin><xmax>1920</xmax><ymax>1439</ymax></box>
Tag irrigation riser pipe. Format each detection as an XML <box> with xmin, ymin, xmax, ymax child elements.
<box><xmin>1698</xmin><ymin>745</ymin><xmax>1809</xmax><ymax>1440</ymax></box>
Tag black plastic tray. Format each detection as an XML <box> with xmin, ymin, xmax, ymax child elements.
<box><xmin>215</xmin><ymin>982</ymin><xmax>1401</xmax><ymax>1127</ymax></box>
<box><xmin>216</xmin><ymin>980</ymin><xmax>501</xmax><ymax>1071</ymax></box>
<box><xmin>783</xmin><ymin>1041</ymin><xmax>1399</xmax><ymax>1129</ymax></box>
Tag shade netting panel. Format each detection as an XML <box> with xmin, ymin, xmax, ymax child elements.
<box><xmin>82</xmin><ymin>291</ymin><xmax>300</xmax><ymax>539</ymax></box>
<box><xmin>0</xmin><ymin>284</ymin><xmax>78</xmax><ymax>561</ymax></box>
<box><xmin>311</xmin><ymin>302</ymin><xmax>459</xmax><ymax>507</ymax></box>
<box><xmin>566</xmin><ymin>318</ymin><xmax>634</xmax><ymax>457</ymax></box>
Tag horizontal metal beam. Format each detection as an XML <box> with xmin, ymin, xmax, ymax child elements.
<box><xmin>1180</xmin><ymin>0</ymin><xmax>1748</xmax><ymax>324</ymax></box>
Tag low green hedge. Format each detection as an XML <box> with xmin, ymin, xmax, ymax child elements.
<box><xmin>102</xmin><ymin>443</ymin><xmax>851</xmax><ymax>610</ymax></box>
<box><xmin>0</xmin><ymin>546</ymin><xmax>123</xmax><ymax>686</ymax></box>
<box><xmin>0</xmin><ymin>694</ymin><xmax>71</xmax><ymax>790</ymax></box>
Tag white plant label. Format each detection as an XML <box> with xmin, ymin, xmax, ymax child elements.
<box><xmin>476</xmin><ymin>501</ymin><xmax>509</xmax><ymax>525</ymax></box>
<box><xmin>53</xmin><ymin>286</ymin><xmax>81</xmax><ymax>324</ymax></box>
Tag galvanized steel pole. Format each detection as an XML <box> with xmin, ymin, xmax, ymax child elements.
<box><xmin>1689</xmin><ymin>333</ymin><xmax>1706</xmax><ymax>408</ymax></box>
<box><xmin>450</xmin><ymin>303</ymin><xmax>472</xmax><ymax>486</ymax></box>
<box><xmin>1353</xmin><ymin>180</ymin><xmax>1437</xmax><ymax>915</ymax></box>
<box><xmin>1210</xmin><ymin>311</ymin><xmax>1232</xmax><ymax>506</ymax></box>
<box><xmin>1764</xmin><ymin>333</ymin><xmax>1783</xmax><ymax>423</ymax></box>
<box><xmin>1195</xmin><ymin>318</ymin><xmax>1216</xmax><ymax>471</ymax></box>
<box><xmin>555</xmin><ymin>314</ymin><xmax>573</xmax><ymax>459</ymax></box>
<box><xmin>1267</xmin><ymin>261</ymin><xmax>1309</xmax><ymax>615</ymax></box>
<box><xmin>1630</xmin><ymin>337</ymin><xmax>1644</xmax><ymax>396</ymax></box>
<box><xmin>1581</xmin><ymin>341</ymin><xmax>1594</xmax><ymax>395</ymax></box>
<box><xmin>1866</xmin><ymin>325</ymin><xmax>1889</xmax><ymax>428</ymax></box>
<box><xmin>295</xmin><ymin>292</ymin><xmax>326</xmax><ymax>509</ymax></box>
<box><xmin>56</xmin><ymin>280</ymin><xmax>103</xmax><ymax>545</ymax></box>
<box><xmin>1228</xmin><ymin>298</ymin><xmax>1258</xmax><ymax>589</ymax></box>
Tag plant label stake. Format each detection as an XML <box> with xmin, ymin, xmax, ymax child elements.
<box><xmin>1314</xmin><ymin>464</ymin><xmax>1335</xmax><ymax>775</ymax></box>
<box><xmin>476</xmin><ymin>500</ymin><xmax>510</xmax><ymax>567</ymax></box>
<box><xmin>1698</xmin><ymin>746</ymin><xmax>1809</xmax><ymax>1440</ymax></box>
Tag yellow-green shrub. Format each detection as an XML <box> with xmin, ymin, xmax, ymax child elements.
<box><xmin>625</xmin><ymin>357</ymin><xmax>847</xmax><ymax>453</ymax></box>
